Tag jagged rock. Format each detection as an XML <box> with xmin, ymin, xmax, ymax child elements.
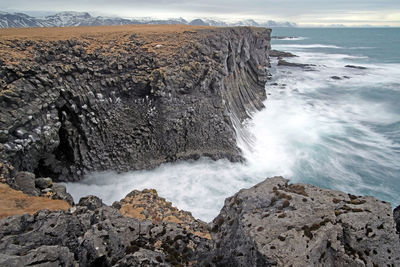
<box><xmin>14</xmin><ymin>172</ymin><xmax>39</xmax><ymax>196</ymax></box>
<box><xmin>118</xmin><ymin>189</ymin><xmax>210</xmax><ymax>240</ymax></box>
<box><xmin>35</xmin><ymin>177</ymin><xmax>52</xmax><ymax>189</ymax></box>
<box><xmin>0</xmin><ymin>176</ymin><xmax>399</xmax><ymax>266</ymax></box>
<box><xmin>0</xmin><ymin>245</ymin><xmax>75</xmax><ymax>266</ymax></box>
<box><xmin>345</xmin><ymin>65</ymin><xmax>368</xmax><ymax>70</ymax></box>
<box><xmin>79</xmin><ymin>195</ymin><xmax>104</xmax><ymax>210</ymax></box>
<box><xmin>51</xmin><ymin>183</ymin><xmax>74</xmax><ymax>205</ymax></box>
<box><xmin>394</xmin><ymin>205</ymin><xmax>400</xmax><ymax>233</ymax></box>
<box><xmin>114</xmin><ymin>248</ymin><xmax>169</xmax><ymax>266</ymax></box>
<box><xmin>0</xmin><ymin>26</ymin><xmax>270</xmax><ymax>182</ymax></box>
<box><xmin>0</xmin><ymin>199</ymin><xmax>212</xmax><ymax>266</ymax></box>
<box><xmin>209</xmin><ymin>177</ymin><xmax>400</xmax><ymax>266</ymax></box>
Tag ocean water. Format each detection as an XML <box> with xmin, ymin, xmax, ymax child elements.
<box><xmin>66</xmin><ymin>28</ymin><xmax>400</xmax><ymax>222</ymax></box>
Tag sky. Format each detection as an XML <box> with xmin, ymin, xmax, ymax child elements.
<box><xmin>1</xmin><ymin>0</ymin><xmax>400</xmax><ymax>26</ymax></box>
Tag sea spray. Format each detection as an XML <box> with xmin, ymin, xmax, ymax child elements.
<box><xmin>66</xmin><ymin>28</ymin><xmax>400</xmax><ymax>221</ymax></box>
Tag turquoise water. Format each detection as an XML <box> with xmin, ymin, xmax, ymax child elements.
<box><xmin>272</xmin><ymin>28</ymin><xmax>400</xmax><ymax>63</ymax></box>
<box><xmin>270</xmin><ymin>27</ymin><xmax>400</xmax><ymax>204</ymax></box>
<box><xmin>66</xmin><ymin>28</ymin><xmax>400</xmax><ymax>221</ymax></box>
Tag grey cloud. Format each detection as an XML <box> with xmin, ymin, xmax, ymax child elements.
<box><xmin>1</xmin><ymin>0</ymin><xmax>399</xmax><ymax>25</ymax></box>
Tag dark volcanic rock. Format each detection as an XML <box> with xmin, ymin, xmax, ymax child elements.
<box><xmin>345</xmin><ymin>65</ymin><xmax>368</xmax><ymax>70</ymax></box>
<box><xmin>34</xmin><ymin>177</ymin><xmax>52</xmax><ymax>189</ymax></box>
<box><xmin>1</xmin><ymin>176</ymin><xmax>399</xmax><ymax>266</ymax></box>
<box><xmin>0</xmin><ymin>196</ymin><xmax>212</xmax><ymax>266</ymax></box>
<box><xmin>278</xmin><ymin>58</ymin><xmax>315</xmax><ymax>69</ymax></box>
<box><xmin>14</xmin><ymin>171</ymin><xmax>39</xmax><ymax>196</ymax></box>
<box><xmin>209</xmin><ymin>177</ymin><xmax>400</xmax><ymax>266</ymax></box>
<box><xmin>394</xmin><ymin>205</ymin><xmax>400</xmax><ymax>233</ymax></box>
<box><xmin>269</xmin><ymin>49</ymin><xmax>297</xmax><ymax>58</ymax></box>
<box><xmin>51</xmin><ymin>183</ymin><xmax>74</xmax><ymax>205</ymax></box>
<box><xmin>0</xmin><ymin>26</ymin><xmax>271</xmax><ymax>182</ymax></box>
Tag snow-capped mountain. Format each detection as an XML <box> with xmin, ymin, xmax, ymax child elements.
<box><xmin>0</xmin><ymin>11</ymin><xmax>296</xmax><ymax>28</ymax></box>
<box><xmin>0</xmin><ymin>12</ymin><xmax>46</xmax><ymax>28</ymax></box>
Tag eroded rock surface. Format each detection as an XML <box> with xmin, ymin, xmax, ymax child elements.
<box><xmin>0</xmin><ymin>176</ymin><xmax>399</xmax><ymax>266</ymax></box>
<box><xmin>209</xmin><ymin>177</ymin><xmax>400</xmax><ymax>266</ymax></box>
<box><xmin>0</xmin><ymin>195</ymin><xmax>212</xmax><ymax>266</ymax></box>
<box><xmin>116</xmin><ymin>189</ymin><xmax>210</xmax><ymax>240</ymax></box>
<box><xmin>0</xmin><ymin>25</ymin><xmax>271</xmax><ymax>181</ymax></box>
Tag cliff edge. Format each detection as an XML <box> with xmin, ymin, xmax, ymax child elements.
<box><xmin>0</xmin><ymin>177</ymin><xmax>399</xmax><ymax>266</ymax></box>
<box><xmin>0</xmin><ymin>25</ymin><xmax>271</xmax><ymax>181</ymax></box>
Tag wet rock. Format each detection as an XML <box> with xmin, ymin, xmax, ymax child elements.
<box><xmin>331</xmin><ymin>76</ymin><xmax>342</xmax><ymax>80</ymax></box>
<box><xmin>345</xmin><ymin>65</ymin><xmax>368</xmax><ymax>70</ymax></box>
<box><xmin>14</xmin><ymin>172</ymin><xmax>39</xmax><ymax>196</ymax></box>
<box><xmin>210</xmin><ymin>177</ymin><xmax>400</xmax><ymax>266</ymax></box>
<box><xmin>278</xmin><ymin>58</ymin><xmax>315</xmax><ymax>69</ymax></box>
<box><xmin>270</xmin><ymin>50</ymin><xmax>297</xmax><ymax>58</ymax></box>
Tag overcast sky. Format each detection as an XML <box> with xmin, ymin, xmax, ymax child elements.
<box><xmin>2</xmin><ymin>0</ymin><xmax>400</xmax><ymax>26</ymax></box>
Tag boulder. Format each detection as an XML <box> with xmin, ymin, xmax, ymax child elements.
<box><xmin>35</xmin><ymin>177</ymin><xmax>52</xmax><ymax>190</ymax></box>
<box><xmin>14</xmin><ymin>172</ymin><xmax>39</xmax><ymax>196</ymax></box>
<box><xmin>209</xmin><ymin>177</ymin><xmax>400</xmax><ymax>266</ymax></box>
<box><xmin>78</xmin><ymin>195</ymin><xmax>104</xmax><ymax>210</ymax></box>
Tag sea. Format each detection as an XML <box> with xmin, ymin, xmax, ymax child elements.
<box><xmin>66</xmin><ymin>28</ymin><xmax>400</xmax><ymax>222</ymax></box>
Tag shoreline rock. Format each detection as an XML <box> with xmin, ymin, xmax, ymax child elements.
<box><xmin>209</xmin><ymin>177</ymin><xmax>400</xmax><ymax>266</ymax></box>
<box><xmin>345</xmin><ymin>65</ymin><xmax>368</xmax><ymax>70</ymax></box>
<box><xmin>270</xmin><ymin>49</ymin><xmax>297</xmax><ymax>58</ymax></box>
<box><xmin>278</xmin><ymin>58</ymin><xmax>316</xmax><ymax>69</ymax></box>
<box><xmin>1</xmin><ymin>176</ymin><xmax>399</xmax><ymax>266</ymax></box>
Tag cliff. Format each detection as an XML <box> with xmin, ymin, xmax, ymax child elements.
<box><xmin>0</xmin><ymin>25</ymin><xmax>270</xmax><ymax>181</ymax></box>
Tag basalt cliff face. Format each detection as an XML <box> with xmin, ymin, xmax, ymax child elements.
<box><xmin>0</xmin><ymin>25</ymin><xmax>270</xmax><ymax>181</ymax></box>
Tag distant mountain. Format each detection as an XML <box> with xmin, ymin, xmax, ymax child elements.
<box><xmin>0</xmin><ymin>11</ymin><xmax>297</xmax><ymax>28</ymax></box>
<box><xmin>189</xmin><ymin>19</ymin><xmax>208</xmax><ymax>26</ymax></box>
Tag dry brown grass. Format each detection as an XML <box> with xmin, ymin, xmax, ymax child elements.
<box><xmin>0</xmin><ymin>24</ymin><xmax>214</xmax><ymax>64</ymax></box>
<box><xmin>0</xmin><ymin>183</ymin><xmax>71</xmax><ymax>220</ymax></box>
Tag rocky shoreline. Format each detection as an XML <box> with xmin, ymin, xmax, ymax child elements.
<box><xmin>1</xmin><ymin>26</ymin><xmax>399</xmax><ymax>266</ymax></box>
<box><xmin>0</xmin><ymin>170</ymin><xmax>399</xmax><ymax>266</ymax></box>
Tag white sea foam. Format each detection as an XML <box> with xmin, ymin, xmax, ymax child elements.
<box><xmin>275</xmin><ymin>44</ymin><xmax>342</xmax><ymax>49</ymax></box>
<box><xmin>273</xmin><ymin>37</ymin><xmax>307</xmax><ymax>41</ymax></box>
<box><xmin>66</xmin><ymin>44</ymin><xmax>400</xmax><ymax>222</ymax></box>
